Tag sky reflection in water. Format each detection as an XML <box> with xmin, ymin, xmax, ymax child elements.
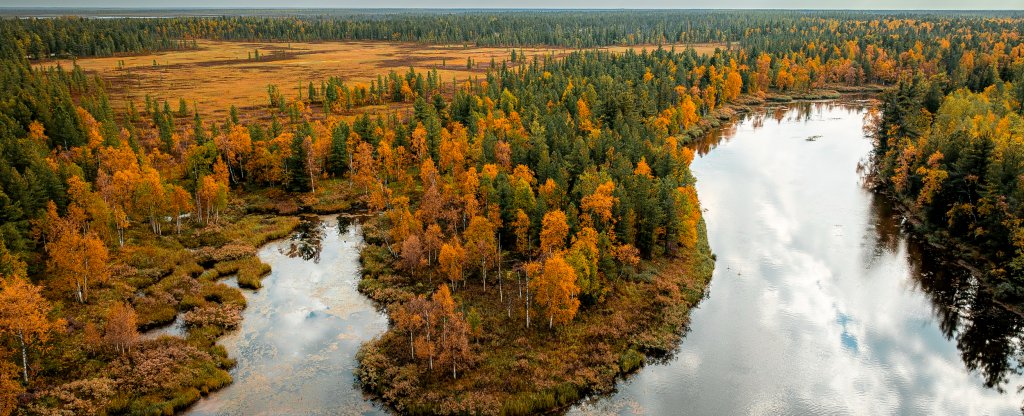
<box><xmin>188</xmin><ymin>216</ymin><xmax>388</xmax><ymax>416</ymax></box>
<box><xmin>573</xmin><ymin>102</ymin><xmax>1024</xmax><ymax>416</ymax></box>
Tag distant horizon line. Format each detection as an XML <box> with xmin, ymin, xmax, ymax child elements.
<box><xmin>0</xmin><ymin>7</ymin><xmax>1021</xmax><ymax>11</ymax></box>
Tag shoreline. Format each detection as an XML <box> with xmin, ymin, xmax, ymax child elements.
<box><xmin>870</xmin><ymin>187</ymin><xmax>1024</xmax><ymax>320</ymax></box>
<box><xmin>355</xmin><ymin>217</ymin><xmax>715</xmax><ymax>415</ymax></box>
<box><xmin>348</xmin><ymin>92</ymin><xmax>878</xmax><ymax>414</ymax></box>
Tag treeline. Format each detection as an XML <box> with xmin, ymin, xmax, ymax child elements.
<box><xmin>871</xmin><ymin>70</ymin><xmax>1024</xmax><ymax>307</ymax></box>
<box><xmin>3</xmin><ymin>10</ymin><xmax>1020</xmax><ymax>96</ymax></box>
<box><xmin>3</xmin><ymin>10</ymin><xmax>1023</xmax><ymax>61</ymax></box>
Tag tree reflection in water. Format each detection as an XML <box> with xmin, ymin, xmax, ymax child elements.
<box><xmin>283</xmin><ymin>215</ymin><xmax>325</xmax><ymax>262</ymax></box>
<box><xmin>337</xmin><ymin>214</ymin><xmax>353</xmax><ymax>235</ymax></box>
<box><xmin>868</xmin><ymin>192</ymin><xmax>1024</xmax><ymax>395</ymax></box>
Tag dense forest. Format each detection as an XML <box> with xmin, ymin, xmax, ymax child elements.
<box><xmin>0</xmin><ymin>9</ymin><xmax>1021</xmax><ymax>416</ymax></box>
<box><xmin>871</xmin><ymin>73</ymin><xmax>1024</xmax><ymax>308</ymax></box>
<box><xmin>1</xmin><ymin>9</ymin><xmax>1022</xmax><ymax>61</ymax></box>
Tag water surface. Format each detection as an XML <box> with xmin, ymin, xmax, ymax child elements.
<box><xmin>572</xmin><ymin>102</ymin><xmax>1024</xmax><ymax>415</ymax></box>
<box><xmin>189</xmin><ymin>216</ymin><xmax>388</xmax><ymax>416</ymax></box>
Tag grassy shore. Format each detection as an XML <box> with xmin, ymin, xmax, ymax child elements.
<box><xmin>33</xmin><ymin>180</ymin><xmax>363</xmax><ymax>415</ymax></box>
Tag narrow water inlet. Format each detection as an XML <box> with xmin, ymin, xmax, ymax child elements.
<box><xmin>187</xmin><ymin>215</ymin><xmax>389</xmax><ymax>415</ymax></box>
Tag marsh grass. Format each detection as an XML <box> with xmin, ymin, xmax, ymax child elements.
<box><xmin>28</xmin><ymin>203</ymin><xmax>310</xmax><ymax>415</ymax></box>
<box><xmin>356</xmin><ymin>217</ymin><xmax>715</xmax><ymax>415</ymax></box>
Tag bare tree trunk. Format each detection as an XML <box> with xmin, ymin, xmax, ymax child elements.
<box><xmin>19</xmin><ymin>331</ymin><xmax>28</xmax><ymax>384</ymax></box>
<box><xmin>518</xmin><ymin>271</ymin><xmax>522</xmax><ymax>298</ymax></box>
<box><xmin>308</xmin><ymin>164</ymin><xmax>317</xmax><ymax>194</ymax></box>
<box><xmin>81</xmin><ymin>256</ymin><xmax>89</xmax><ymax>303</ymax></box>
<box><xmin>382</xmin><ymin>236</ymin><xmax>398</xmax><ymax>259</ymax></box>
<box><xmin>498</xmin><ymin>243</ymin><xmax>503</xmax><ymax>302</ymax></box>
<box><xmin>426</xmin><ymin>315</ymin><xmax>434</xmax><ymax>370</ymax></box>
<box><xmin>525</xmin><ymin>284</ymin><xmax>530</xmax><ymax>329</ymax></box>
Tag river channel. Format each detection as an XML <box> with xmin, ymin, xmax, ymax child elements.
<box><xmin>572</xmin><ymin>101</ymin><xmax>1024</xmax><ymax>415</ymax></box>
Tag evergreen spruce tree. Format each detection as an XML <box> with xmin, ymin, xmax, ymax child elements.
<box><xmin>327</xmin><ymin>121</ymin><xmax>350</xmax><ymax>177</ymax></box>
<box><xmin>286</xmin><ymin>132</ymin><xmax>311</xmax><ymax>192</ymax></box>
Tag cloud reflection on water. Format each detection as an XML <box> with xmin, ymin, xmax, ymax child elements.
<box><xmin>188</xmin><ymin>216</ymin><xmax>389</xmax><ymax>416</ymax></box>
<box><xmin>573</xmin><ymin>102</ymin><xmax>1023</xmax><ymax>416</ymax></box>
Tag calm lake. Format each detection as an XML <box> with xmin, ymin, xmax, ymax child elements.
<box><xmin>572</xmin><ymin>102</ymin><xmax>1024</xmax><ymax>415</ymax></box>
<box><xmin>188</xmin><ymin>101</ymin><xmax>1024</xmax><ymax>415</ymax></box>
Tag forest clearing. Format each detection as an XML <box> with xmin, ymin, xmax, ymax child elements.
<box><xmin>38</xmin><ymin>40</ymin><xmax>726</xmax><ymax>118</ymax></box>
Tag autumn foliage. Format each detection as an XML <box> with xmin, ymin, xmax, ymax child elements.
<box><xmin>0</xmin><ymin>8</ymin><xmax>1020</xmax><ymax>416</ymax></box>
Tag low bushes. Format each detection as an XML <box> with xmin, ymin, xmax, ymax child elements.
<box><xmin>356</xmin><ymin>219</ymin><xmax>716</xmax><ymax>415</ymax></box>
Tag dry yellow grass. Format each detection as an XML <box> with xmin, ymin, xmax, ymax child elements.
<box><xmin>38</xmin><ymin>40</ymin><xmax>726</xmax><ymax>118</ymax></box>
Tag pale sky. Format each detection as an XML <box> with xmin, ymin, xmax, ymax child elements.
<box><xmin>0</xmin><ymin>0</ymin><xmax>1020</xmax><ymax>10</ymax></box>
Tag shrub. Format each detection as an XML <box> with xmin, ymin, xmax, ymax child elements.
<box><xmin>109</xmin><ymin>338</ymin><xmax>232</xmax><ymax>415</ymax></box>
<box><xmin>199</xmin><ymin>281</ymin><xmax>246</xmax><ymax>307</ymax></box>
<box><xmin>182</xmin><ymin>304</ymin><xmax>242</xmax><ymax>329</ymax></box>
<box><xmin>27</xmin><ymin>378</ymin><xmax>116</xmax><ymax>416</ymax></box>
<box><xmin>236</xmin><ymin>256</ymin><xmax>271</xmax><ymax>289</ymax></box>
<box><xmin>619</xmin><ymin>348</ymin><xmax>644</xmax><ymax>373</ymax></box>
<box><xmin>134</xmin><ymin>291</ymin><xmax>178</xmax><ymax>328</ymax></box>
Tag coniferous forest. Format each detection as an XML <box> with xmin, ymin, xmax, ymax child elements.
<box><xmin>0</xmin><ymin>8</ymin><xmax>1022</xmax><ymax>416</ymax></box>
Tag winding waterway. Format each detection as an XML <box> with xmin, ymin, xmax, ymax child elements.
<box><xmin>572</xmin><ymin>102</ymin><xmax>1024</xmax><ymax>415</ymax></box>
<box><xmin>185</xmin><ymin>101</ymin><xmax>1024</xmax><ymax>415</ymax></box>
<box><xmin>188</xmin><ymin>216</ymin><xmax>388</xmax><ymax>415</ymax></box>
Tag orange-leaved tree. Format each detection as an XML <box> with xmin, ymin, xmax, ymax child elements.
<box><xmin>539</xmin><ymin>210</ymin><xmax>569</xmax><ymax>255</ymax></box>
<box><xmin>464</xmin><ymin>216</ymin><xmax>496</xmax><ymax>290</ymax></box>
<box><xmin>0</xmin><ymin>276</ymin><xmax>62</xmax><ymax>384</ymax></box>
<box><xmin>0</xmin><ymin>359</ymin><xmax>21</xmax><ymax>416</ymax></box>
<box><xmin>168</xmin><ymin>185</ymin><xmax>193</xmax><ymax>234</ymax></box>
<box><xmin>103</xmin><ymin>302</ymin><xmax>138</xmax><ymax>355</ymax></box>
<box><xmin>439</xmin><ymin>240</ymin><xmax>466</xmax><ymax>289</ymax></box>
<box><xmin>432</xmin><ymin>284</ymin><xmax>470</xmax><ymax>379</ymax></box>
<box><xmin>405</xmin><ymin>295</ymin><xmax>437</xmax><ymax>370</ymax></box>
<box><xmin>529</xmin><ymin>253</ymin><xmax>580</xmax><ymax>328</ymax></box>
<box><xmin>580</xmin><ymin>181</ymin><xmax>617</xmax><ymax>230</ymax></box>
<box><xmin>674</xmin><ymin>186</ymin><xmax>701</xmax><ymax>250</ymax></box>
<box><xmin>393</xmin><ymin>297</ymin><xmax>425</xmax><ymax>360</ymax></box>
<box><xmin>44</xmin><ymin>202</ymin><xmax>110</xmax><ymax>303</ymax></box>
<box><xmin>512</xmin><ymin>209</ymin><xmax>531</xmax><ymax>254</ymax></box>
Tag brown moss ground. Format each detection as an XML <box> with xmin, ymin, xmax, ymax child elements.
<box><xmin>355</xmin><ymin>219</ymin><xmax>715</xmax><ymax>415</ymax></box>
<box><xmin>35</xmin><ymin>40</ymin><xmax>727</xmax><ymax>119</ymax></box>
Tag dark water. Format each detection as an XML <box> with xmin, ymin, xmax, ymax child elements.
<box><xmin>572</xmin><ymin>102</ymin><xmax>1024</xmax><ymax>415</ymax></box>
<box><xmin>188</xmin><ymin>216</ymin><xmax>388</xmax><ymax>416</ymax></box>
